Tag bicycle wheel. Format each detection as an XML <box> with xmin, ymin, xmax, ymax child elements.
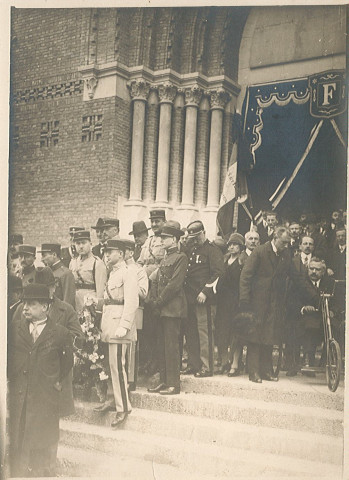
<box><xmin>326</xmin><ymin>339</ymin><xmax>342</xmax><ymax>392</ymax></box>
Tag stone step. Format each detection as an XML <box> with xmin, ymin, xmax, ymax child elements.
<box><xmin>175</xmin><ymin>372</ymin><xmax>344</xmax><ymax>411</ymax></box>
<box><xmin>60</xmin><ymin>420</ymin><xmax>342</xmax><ymax>478</ymax></box>
<box><xmin>57</xmin><ymin>444</ymin><xmax>228</xmax><ymax>480</ymax></box>
<box><xmin>129</xmin><ymin>388</ymin><xmax>343</xmax><ymax>436</ymax></box>
<box><xmin>71</xmin><ymin>401</ymin><xmax>343</xmax><ymax>465</ymax></box>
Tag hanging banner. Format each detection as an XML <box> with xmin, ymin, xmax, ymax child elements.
<box><xmin>308</xmin><ymin>70</ymin><xmax>347</xmax><ymax>118</ymax></box>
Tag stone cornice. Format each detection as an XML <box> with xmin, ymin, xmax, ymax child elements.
<box><xmin>78</xmin><ymin>62</ymin><xmax>240</xmax><ymax>99</ymax></box>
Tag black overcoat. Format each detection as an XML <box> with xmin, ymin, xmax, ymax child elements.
<box><xmin>239</xmin><ymin>242</ymin><xmax>291</xmax><ymax>345</ymax></box>
<box><xmin>8</xmin><ymin>316</ymin><xmax>73</xmax><ymax>451</ymax></box>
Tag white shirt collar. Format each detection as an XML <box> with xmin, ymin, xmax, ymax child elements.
<box><xmin>271</xmin><ymin>241</ymin><xmax>278</xmax><ymax>255</ymax></box>
<box><xmin>246</xmin><ymin>248</ymin><xmax>252</xmax><ymax>256</ymax></box>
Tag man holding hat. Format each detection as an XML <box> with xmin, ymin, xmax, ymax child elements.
<box><xmin>8</xmin><ymin>283</ymin><xmax>74</xmax><ymax>477</ymax></box>
<box><xmin>137</xmin><ymin>209</ymin><xmax>167</xmax><ymax>375</ymax></box>
<box><xmin>100</xmin><ymin>239</ymin><xmax>139</xmax><ymax>427</ymax></box>
<box><xmin>91</xmin><ymin>217</ymin><xmax>120</xmax><ymax>259</ymax></box>
<box><xmin>183</xmin><ymin>220</ymin><xmax>225</xmax><ymax>377</ymax></box>
<box><xmin>129</xmin><ymin>221</ymin><xmax>150</xmax><ymax>261</ymax></box>
<box><xmin>147</xmin><ymin>221</ymin><xmax>188</xmax><ymax>395</ymax></box>
<box><xmin>69</xmin><ymin>231</ymin><xmax>107</xmax><ymax>312</ymax></box>
<box><xmin>61</xmin><ymin>227</ymin><xmax>85</xmax><ymax>268</ymax></box>
<box><xmin>18</xmin><ymin>245</ymin><xmax>38</xmax><ymax>287</ymax></box>
<box><xmin>39</xmin><ymin>243</ymin><xmax>76</xmax><ymax>308</ymax></box>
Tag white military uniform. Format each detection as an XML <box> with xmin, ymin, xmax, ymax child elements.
<box><xmin>101</xmin><ymin>261</ymin><xmax>138</xmax><ymax>413</ymax></box>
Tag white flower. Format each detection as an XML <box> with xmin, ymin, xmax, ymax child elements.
<box><xmin>88</xmin><ymin>352</ymin><xmax>99</xmax><ymax>363</ymax></box>
<box><xmin>99</xmin><ymin>371</ymin><xmax>109</xmax><ymax>381</ymax></box>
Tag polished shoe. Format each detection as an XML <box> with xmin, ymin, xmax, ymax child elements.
<box><xmin>180</xmin><ymin>367</ymin><xmax>197</xmax><ymax>375</ymax></box>
<box><xmin>111</xmin><ymin>412</ymin><xmax>128</xmax><ymax>428</ymax></box>
<box><xmin>147</xmin><ymin>383</ymin><xmax>166</xmax><ymax>393</ymax></box>
<box><xmin>227</xmin><ymin>368</ymin><xmax>239</xmax><ymax>377</ymax></box>
<box><xmin>261</xmin><ymin>373</ymin><xmax>279</xmax><ymax>382</ymax></box>
<box><xmin>249</xmin><ymin>373</ymin><xmax>262</xmax><ymax>383</ymax></box>
<box><xmin>194</xmin><ymin>368</ymin><xmax>212</xmax><ymax>378</ymax></box>
<box><xmin>159</xmin><ymin>386</ymin><xmax>180</xmax><ymax>395</ymax></box>
<box><xmin>93</xmin><ymin>402</ymin><xmax>116</xmax><ymax>413</ymax></box>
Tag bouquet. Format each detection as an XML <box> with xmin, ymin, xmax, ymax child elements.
<box><xmin>73</xmin><ymin>295</ymin><xmax>110</xmax><ymax>402</ymax></box>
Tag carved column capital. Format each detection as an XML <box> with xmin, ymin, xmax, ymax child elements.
<box><xmin>127</xmin><ymin>79</ymin><xmax>151</xmax><ymax>101</ymax></box>
<box><xmin>158</xmin><ymin>83</ymin><xmax>177</xmax><ymax>104</ymax></box>
<box><xmin>184</xmin><ymin>85</ymin><xmax>203</xmax><ymax>107</ymax></box>
<box><xmin>208</xmin><ymin>88</ymin><xmax>230</xmax><ymax>110</ymax></box>
<box><xmin>85</xmin><ymin>75</ymin><xmax>98</xmax><ymax>100</ymax></box>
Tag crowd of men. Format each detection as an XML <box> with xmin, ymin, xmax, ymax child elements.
<box><xmin>7</xmin><ymin>208</ymin><xmax>346</xmax><ymax>476</ymax></box>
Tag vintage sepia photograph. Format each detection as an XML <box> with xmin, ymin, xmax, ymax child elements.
<box><xmin>3</xmin><ymin>1</ymin><xmax>348</xmax><ymax>479</ymax></box>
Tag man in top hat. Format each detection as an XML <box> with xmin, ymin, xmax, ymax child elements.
<box><xmin>100</xmin><ymin>239</ymin><xmax>139</xmax><ymax>427</ymax></box>
<box><xmin>8</xmin><ymin>283</ymin><xmax>74</xmax><ymax>477</ymax></box>
<box><xmin>39</xmin><ymin>243</ymin><xmax>76</xmax><ymax>308</ymax></box>
<box><xmin>91</xmin><ymin>217</ymin><xmax>120</xmax><ymax>260</ymax></box>
<box><xmin>147</xmin><ymin>221</ymin><xmax>188</xmax><ymax>395</ymax></box>
<box><xmin>12</xmin><ymin>266</ymin><xmax>83</xmax><ymax>418</ymax></box>
<box><xmin>69</xmin><ymin>231</ymin><xmax>108</xmax><ymax>312</ymax></box>
<box><xmin>137</xmin><ymin>209</ymin><xmax>167</xmax><ymax>375</ymax></box>
<box><xmin>61</xmin><ymin>227</ymin><xmax>85</xmax><ymax>268</ymax></box>
<box><xmin>129</xmin><ymin>221</ymin><xmax>150</xmax><ymax>262</ymax></box>
<box><xmin>183</xmin><ymin>220</ymin><xmax>225</xmax><ymax>377</ymax></box>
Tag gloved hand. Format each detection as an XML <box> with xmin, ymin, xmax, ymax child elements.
<box><xmin>114</xmin><ymin>327</ymin><xmax>128</xmax><ymax>338</ymax></box>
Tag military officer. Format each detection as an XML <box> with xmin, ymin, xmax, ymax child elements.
<box><xmin>69</xmin><ymin>231</ymin><xmax>108</xmax><ymax>312</ymax></box>
<box><xmin>183</xmin><ymin>220</ymin><xmax>225</xmax><ymax>377</ymax></box>
<box><xmin>61</xmin><ymin>226</ymin><xmax>85</xmax><ymax>268</ymax></box>
<box><xmin>147</xmin><ymin>221</ymin><xmax>188</xmax><ymax>395</ymax></box>
<box><xmin>39</xmin><ymin>243</ymin><xmax>76</xmax><ymax>308</ymax></box>
<box><xmin>91</xmin><ymin>217</ymin><xmax>120</xmax><ymax>259</ymax></box>
<box><xmin>100</xmin><ymin>239</ymin><xmax>139</xmax><ymax>427</ymax></box>
<box><xmin>137</xmin><ymin>209</ymin><xmax>167</xmax><ymax>375</ymax></box>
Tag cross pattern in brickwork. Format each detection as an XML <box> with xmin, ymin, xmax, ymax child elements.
<box><xmin>40</xmin><ymin>121</ymin><xmax>59</xmax><ymax>147</ymax></box>
<box><xmin>81</xmin><ymin>115</ymin><xmax>103</xmax><ymax>142</ymax></box>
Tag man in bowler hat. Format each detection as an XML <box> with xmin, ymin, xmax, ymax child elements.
<box><xmin>129</xmin><ymin>221</ymin><xmax>150</xmax><ymax>261</ymax></box>
<box><xmin>91</xmin><ymin>217</ymin><xmax>120</xmax><ymax>260</ymax></box>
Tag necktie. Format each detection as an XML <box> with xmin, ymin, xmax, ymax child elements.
<box><xmin>303</xmin><ymin>255</ymin><xmax>309</xmax><ymax>266</ymax></box>
<box><xmin>31</xmin><ymin>319</ymin><xmax>47</xmax><ymax>343</ymax></box>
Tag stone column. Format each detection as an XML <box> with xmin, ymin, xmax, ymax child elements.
<box><xmin>155</xmin><ymin>83</ymin><xmax>177</xmax><ymax>204</ymax></box>
<box><xmin>181</xmin><ymin>86</ymin><xmax>203</xmax><ymax>206</ymax></box>
<box><xmin>128</xmin><ymin>79</ymin><xmax>150</xmax><ymax>202</ymax></box>
<box><xmin>206</xmin><ymin>89</ymin><xmax>230</xmax><ymax>208</ymax></box>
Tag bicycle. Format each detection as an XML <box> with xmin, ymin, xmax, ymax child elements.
<box><xmin>301</xmin><ymin>279</ymin><xmax>344</xmax><ymax>392</ymax></box>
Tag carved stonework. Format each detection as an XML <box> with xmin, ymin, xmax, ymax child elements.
<box><xmin>85</xmin><ymin>75</ymin><xmax>98</xmax><ymax>100</ymax></box>
<box><xmin>184</xmin><ymin>85</ymin><xmax>203</xmax><ymax>107</ymax></box>
<box><xmin>13</xmin><ymin>80</ymin><xmax>83</xmax><ymax>105</ymax></box>
<box><xmin>158</xmin><ymin>83</ymin><xmax>177</xmax><ymax>104</ymax></box>
<box><xmin>208</xmin><ymin>89</ymin><xmax>230</xmax><ymax>110</ymax></box>
<box><xmin>127</xmin><ymin>79</ymin><xmax>151</xmax><ymax>101</ymax></box>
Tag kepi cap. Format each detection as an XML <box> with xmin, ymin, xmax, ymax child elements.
<box><xmin>69</xmin><ymin>226</ymin><xmax>85</xmax><ymax>235</ymax></box>
<box><xmin>149</xmin><ymin>209</ymin><xmax>166</xmax><ymax>220</ymax></box>
<box><xmin>104</xmin><ymin>239</ymin><xmax>127</xmax><ymax>252</ymax></box>
<box><xmin>160</xmin><ymin>221</ymin><xmax>184</xmax><ymax>240</ymax></box>
<box><xmin>187</xmin><ymin>220</ymin><xmax>205</xmax><ymax>237</ymax></box>
<box><xmin>18</xmin><ymin>245</ymin><xmax>36</xmax><ymax>256</ymax></box>
<box><xmin>73</xmin><ymin>231</ymin><xmax>91</xmax><ymax>242</ymax></box>
<box><xmin>129</xmin><ymin>221</ymin><xmax>150</xmax><ymax>236</ymax></box>
<box><xmin>38</xmin><ymin>243</ymin><xmax>61</xmax><ymax>256</ymax></box>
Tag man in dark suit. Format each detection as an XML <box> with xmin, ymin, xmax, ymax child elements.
<box><xmin>12</xmin><ymin>267</ymin><xmax>83</xmax><ymax>418</ymax></box>
<box><xmin>257</xmin><ymin>211</ymin><xmax>279</xmax><ymax>244</ymax></box>
<box><xmin>288</xmin><ymin>220</ymin><xmax>301</xmax><ymax>257</ymax></box>
<box><xmin>147</xmin><ymin>221</ymin><xmax>188</xmax><ymax>395</ymax></box>
<box><xmin>327</xmin><ymin>226</ymin><xmax>346</xmax><ymax>281</ymax></box>
<box><xmin>39</xmin><ymin>243</ymin><xmax>76</xmax><ymax>308</ymax></box>
<box><xmin>8</xmin><ymin>283</ymin><xmax>74</xmax><ymax>477</ymax></box>
<box><xmin>304</xmin><ymin>214</ymin><xmax>328</xmax><ymax>261</ymax></box>
<box><xmin>239</xmin><ymin>226</ymin><xmax>291</xmax><ymax>383</ymax></box>
<box><xmin>284</xmin><ymin>235</ymin><xmax>315</xmax><ymax>376</ymax></box>
<box><xmin>91</xmin><ymin>217</ymin><xmax>120</xmax><ymax>259</ymax></box>
<box><xmin>128</xmin><ymin>221</ymin><xmax>150</xmax><ymax>262</ymax></box>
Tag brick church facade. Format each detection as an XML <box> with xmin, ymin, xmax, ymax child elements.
<box><xmin>9</xmin><ymin>6</ymin><xmax>346</xmax><ymax>243</ymax></box>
